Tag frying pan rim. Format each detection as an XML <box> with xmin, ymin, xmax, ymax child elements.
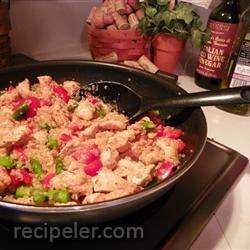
<box><xmin>0</xmin><ymin>60</ymin><xmax>207</xmax><ymax>213</ymax></box>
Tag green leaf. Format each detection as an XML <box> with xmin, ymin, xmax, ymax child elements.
<box><xmin>175</xmin><ymin>5</ymin><xmax>194</xmax><ymax>25</ymax></box>
<box><xmin>192</xmin><ymin>16</ymin><xmax>203</xmax><ymax>29</ymax></box>
<box><xmin>146</xmin><ymin>7</ymin><xmax>157</xmax><ymax>18</ymax></box>
<box><xmin>191</xmin><ymin>28</ymin><xmax>210</xmax><ymax>48</ymax></box>
<box><xmin>138</xmin><ymin>1</ymin><xmax>208</xmax><ymax>48</ymax></box>
<box><xmin>162</xmin><ymin>11</ymin><xmax>176</xmax><ymax>26</ymax></box>
<box><xmin>157</xmin><ymin>0</ymin><xmax>168</xmax><ymax>6</ymax></box>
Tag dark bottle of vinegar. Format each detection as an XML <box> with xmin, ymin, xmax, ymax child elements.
<box><xmin>195</xmin><ymin>0</ymin><xmax>240</xmax><ymax>90</ymax></box>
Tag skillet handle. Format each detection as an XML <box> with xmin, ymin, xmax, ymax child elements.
<box><xmin>156</xmin><ymin>70</ymin><xmax>178</xmax><ymax>84</ymax></box>
<box><xmin>146</xmin><ymin>86</ymin><xmax>250</xmax><ymax>110</ymax></box>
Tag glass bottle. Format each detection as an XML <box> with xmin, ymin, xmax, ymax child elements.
<box><xmin>195</xmin><ymin>0</ymin><xmax>240</xmax><ymax>90</ymax></box>
<box><xmin>218</xmin><ymin>6</ymin><xmax>250</xmax><ymax>116</ymax></box>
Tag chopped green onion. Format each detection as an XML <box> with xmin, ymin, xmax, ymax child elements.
<box><xmin>47</xmin><ymin>136</ymin><xmax>59</xmax><ymax>150</ymax></box>
<box><xmin>142</xmin><ymin>120</ymin><xmax>155</xmax><ymax>130</ymax></box>
<box><xmin>16</xmin><ymin>186</ymin><xmax>32</xmax><ymax>198</ymax></box>
<box><xmin>32</xmin><ymin>189</ymin><xmax>47</xmax><ymax>205</ymax></box>
<box><xmin>48</xmin><ymin>189</ymin><xmax>70</xmax><ymax>204</ymax></box>
<box><xmin>96</xmin><ymin>108</ymin><xmax>106</xmax><ymax>118</ymax></box>
<box><xmin>47</xmin><ymin>190</ymin><xmax>57</xmax><ymax>201</ymax></box>
<box><xmin>151</xmin><ymin>109</ymin><xmax>160</xmax><ymax>116</ymax></box>
<box><xmin>55</xmin><ymin>157</ymin><xmax>65</xmax><ymax>174</ymax></box>
<box><xmin>0</xmin><ymin>155</ymin><xmax>16</xmax><ymax>169</ymax></box>
<box><xmin>39</xmin><ymin>123</ymin><xmax>51</xmax><ymax>130</ymax></box>
<box><xmin>12</xmin><ymin>104</ymin><xmax>29</xmax><ymax>120</ymax></box>
<box><xmin>53</xmin><ymin>190</ymin><xmax>71</xmax><ymax>204</ymax></box>
<box><xmin>67</xmin><ymin>103</ymin><xmax>78</xmax><ymax>112</ymax></box>
<box><xmin>30</xmin><ymin>158</ymin><xmax>43</xmax><ymax>178</ymax></box>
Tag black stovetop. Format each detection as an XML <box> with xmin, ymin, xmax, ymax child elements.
<box><xmin>0</xmin><ymin>55</ymin><xmax>248</xmax><ymax>250</ymax></box>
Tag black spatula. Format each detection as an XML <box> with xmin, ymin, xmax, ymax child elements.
<box><xmin>79</xmin><ymin>81</ymin><xmax>250</xmax><ymax>122</ymax></box>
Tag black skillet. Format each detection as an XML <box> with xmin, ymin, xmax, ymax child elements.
<box><xmin>0</xmin><ymin>60</ymin><xmax>207</xmax><ymax>224</ymax></box>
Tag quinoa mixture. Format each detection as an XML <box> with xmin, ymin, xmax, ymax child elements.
<box><xmin>0</xmin><ymin>76</ymin><xmax>185</xmax><ymax>206</ymax></box>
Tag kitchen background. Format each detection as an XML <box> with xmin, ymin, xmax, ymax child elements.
<box><xmin>8</xmin><ymin>0</ymin><xmax>247</xmax><ymax>75</ymax></box>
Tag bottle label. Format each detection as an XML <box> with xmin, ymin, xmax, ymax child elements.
<box><xmin>230</xmin><ymin>35</ymin><xmax>250</xmax><ymax>87</ymax></box>
<box><xmin>196</xmin><ymin>20</ymin><xmax>238</xmax><ymax>79</ymax></box>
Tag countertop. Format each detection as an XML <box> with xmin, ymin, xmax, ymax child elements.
<box><xmin>178</xmin><ymin>76</ymin><xmax>250</xmax><ymax>250</ymax></box>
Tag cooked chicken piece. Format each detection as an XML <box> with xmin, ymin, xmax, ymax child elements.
<box><xmin>32</xmin><ymin>131</ymin><xmax>48</xmax><ymax>145</ymax></box>
<box><xmin>0</xmin><ymin>88</ymin><xmax>19</xmax><ymax>106</ymax></box>
<box><xmin>99</xmin><ymin>112</ymin><xmax>128</xmax><ymax>131</ymax></box>
<box><xmin>51</xmin><ymin>101</ymin><xmax>70</xmax><ymax>127</ymax></box>
<box><xmin>108</xmin><ymin>132</ymin><xmax>131</xmax><ymax>153</ymax></box>
<box><xmin>59</xmin><ymin>137</ymin><xmax>81</xmax><ymax>156</ymax></box>
<box><xmin>115</xmin><ymin>157</ymin><xmax>155</xmax><ymax>186</ymax></box>
<box><xmin>0</xmin><ymin>124</ymin><xmax>30</xmax><ymax>148</ymax></box>
<box><xmin>0</xmin><ymin>168</ymin><xmax>11</xmax><ymax>194</ymax></box>
<box><xmin>139</xmin><ymin>145</ymin><xmax>165</xmax><ymax>165</ymax></box>
<box><xmin>92</xmin><ymin>169</ymin><xmax>137</xmax><ymax>193</ymax></box>
<box><xmin>99</xmin><ymin>120</ymin><xmax>127</xmax><ymax>131</ymax></box>
<box><xmin>3</xmin><ymin>195</ymin><xmax>35</xmax><ymax>205</ymax></box>
<box><xmin>95</xmin><ymin>131</ymin><xmax>114</xmax><ymax>151</ymax></box>
<box><xmin>100</xmin><ymin>148</ymin><xmax>119</xmax><ymax>169</ymax></box>
<box><xmin>16</xmin><ymin>79</ymin><xmax>30</xmax><ymax>98</ymax></box>
<box><xmin>75</xmin><ymin>100</ymin><xmax>96</xmax><ymax>121</ymax></box>
<box><xmin>0</xmin><ymin>106</ymin><xmax>13</xmax><ymax>117</ymax></box>
<box><xmin>71</xmin><ymin>179</ymin><xmax>93</xmax><ymax>200</ymax></box>
<box><xmin>0</xmin><ymin>148</ymin><xmax>7</xmax><ymax>157</ymax></box>
<box><xmin>51</xmin><ymin>171</ymin><xmax>92</xmax><ymax>196</ymax></box>
<box><xmin>26</xmin><ymin>143</ymin><xmax>55</xmax><ymax>173</ymax></box>
<box><xmin>131</xmin><ymin>140</ymin><xmax>148</xmax><ymax>159</ymax></box>
<box><xmin>37</xmin><ymin>76</ymin><xmax>53</xmax><ymax>85</ymax></box>
<box><xmin>63</xmin><ymin>81</ymin><xmax>81</xmax><ymax>96</ymax></box>
<box><xmin>35</xmin><ymin>101</ymin><xmax>70</xmax><ymax>128</ymax></box>
<box><xmin>104</xmin><ymin>188</ymin><xmax>137</xmax><ymax>200</ymax></box>
<box><xmin>65</xmin><ymin>158</ymin><xmax>83</xmax><ymax>172</ymax></box>
<box><xmin>83</xmin><ymin>193</ymin><xmax>106</xmax><ymax>204</ymax></box>
<box><xmin>34</xmin><ymin>76</ymin><xmax>54</xmax><ymax>99</ymax></box>
<box><xmin>155</xmin><ymin>138</ymin><xmax>179</xmax><ymax>165</ymax></box>
<box><xmin>83</xmin><ymin>188</ymin><xmax>138</xmax><ymax>204</ymax></box>
<box><xmin>80</xmin><ymin>124</ymin><xmax>99</xmax><ymax>137</ymax></box>
<box><xmin>127</xmin><ymin>119</ymin><xmax>146</xmax><ymax>136</ymax></box>
<box><xmin>34</xmin><ymin>106</ymin><xmax>57</xmax><ymax>128</ymax></box>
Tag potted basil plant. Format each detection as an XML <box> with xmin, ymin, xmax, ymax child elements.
<box><xmin>139</xmin><ymin>0</ymin><xmax>210</xmax><ymax>73</ymax></box>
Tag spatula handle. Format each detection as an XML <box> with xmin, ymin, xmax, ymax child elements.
<box><xmin>148</xmin><ymin>86</ymin><xmax>250</xmax><ymax>110</ymax></box>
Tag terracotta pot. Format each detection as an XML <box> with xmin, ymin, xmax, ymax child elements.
<box><xmin>87</xmin><ymin>24</ymin><xmax>151</xmax><ymax>62</ymax></box>
<box><xmin>152</xmin><ymin>33</ymin><xmax>186</xmax><ymax>74</ymax></box>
